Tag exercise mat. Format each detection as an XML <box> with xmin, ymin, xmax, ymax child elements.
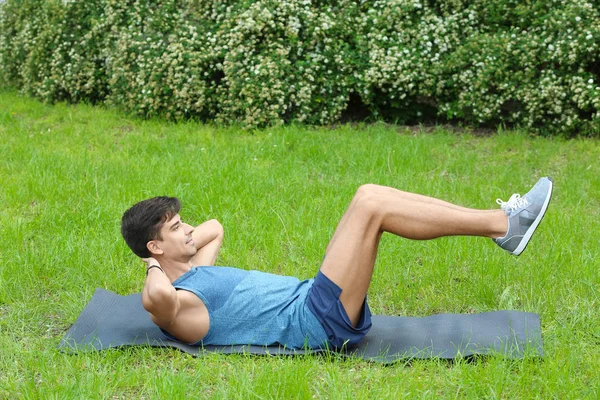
<box><xmin>58</xmin><ymin>288</ymin><xmax>543</xmax><ymax>363</ymax></box>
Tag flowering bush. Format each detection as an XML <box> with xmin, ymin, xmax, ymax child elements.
<box><xmin>214</xmin><ymin>0</ymin><xmax>361</xmax><ymax>126</ymax></box>
<box><xmin>105</xmin><ymin>0</ymin><xmax>219</xmax><ymax>120</ymax></box>
<box><xmin>1</xmin><ymin>0</ymin><xmax>599</xmax><ymax>135</ymax></box>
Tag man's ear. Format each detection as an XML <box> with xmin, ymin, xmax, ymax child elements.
<box><xmin>146</xmin><ymin>240</ymin><xmax>164</xmax><ymax>256</ymax></box>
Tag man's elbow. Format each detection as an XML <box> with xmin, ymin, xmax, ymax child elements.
<box><xmin>142</xmin><ymin>283</ymin><xmax>176</xmax><ymax>313</ymax></box>
<box><xmin>208</xmin><ymin>219</ymin><xmax>224</xmax><ymax>242</ymax></box>
<box><xmin>212</xmin><ymin>219</ymin><xmax>224</xmax><ymax>236</ymax></box>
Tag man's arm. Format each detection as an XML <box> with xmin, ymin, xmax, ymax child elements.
<box><xmin>141</xmin><ymin>258</ymin><xmax>179</xmax><ymax>326</ymax></box>
<box><xmin>190</xmin><ymin>219</ymin><xmax>224</xmax><ymax>266</ymax></box>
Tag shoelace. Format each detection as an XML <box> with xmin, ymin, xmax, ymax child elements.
<box><xmin>496</xmin><ymin>193</ymin><xmax>529</xmax><ymax>213</ymax></box>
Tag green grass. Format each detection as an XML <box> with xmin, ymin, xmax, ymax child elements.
<box><xmin>0</xmin><ymin>90</ymin><xmax>599</xmax><ymax>398</ymax></box>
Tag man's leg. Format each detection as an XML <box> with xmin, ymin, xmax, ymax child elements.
<box><xmin>323</xmin><ymin>185</ymin><xmax>500</xmax><ymax>256</ymax></box>
<box><xmin>320</xmin><ymin>184</ymin><xmax>509</xmax><ymax>327</ymax></box>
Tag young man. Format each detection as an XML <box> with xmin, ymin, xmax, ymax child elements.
<box><xmin>121</xmin><ymin>177</ymin><xmax>553</xmax><ymax>350</ymax></box>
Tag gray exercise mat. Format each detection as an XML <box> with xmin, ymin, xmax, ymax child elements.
<box><xmin>58</xmin><ymin>288</ymin><xmax>543</xmax><ymax>363</ymax></box>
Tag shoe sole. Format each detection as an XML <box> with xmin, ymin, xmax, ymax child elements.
<box><xmin>512</xmin><ymin>177</ymin><xmax>554</xmax><ymax>256</ymax></box>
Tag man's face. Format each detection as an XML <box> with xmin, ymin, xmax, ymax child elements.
<box><xmin>151</xmin><ymin>214</ymin><xmax>197</xmax><ymax>260</ymax></box>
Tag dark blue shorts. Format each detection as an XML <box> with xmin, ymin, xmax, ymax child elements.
<box><xmin>306</xmin><ymin>271</ymin><xmax>372</xmax><ymax>349</ymax></box>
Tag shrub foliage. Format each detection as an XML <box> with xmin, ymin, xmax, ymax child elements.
<box><xmin>1</xmin><ymin>0</ymin><xmax>599</xmax><ymax>134</ymax></box>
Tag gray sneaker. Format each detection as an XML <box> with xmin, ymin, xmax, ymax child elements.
<box><xmin>493</xmin><ymin>177</ymin><xmax>554</xmax><ymax>256</ymax></box>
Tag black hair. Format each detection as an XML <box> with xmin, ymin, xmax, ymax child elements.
<box><xmin>121</xmin><ymin>196</ymin><xmax>181</xmax><ymax>258</ymax></box>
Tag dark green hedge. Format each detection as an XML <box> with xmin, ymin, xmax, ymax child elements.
<box><xmin>1</xmin><ymin>0</ymin><xmax>599</xmax><ymax>135</ymax></box>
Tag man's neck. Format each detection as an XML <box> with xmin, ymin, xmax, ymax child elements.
<box><xmin>156</xmin><ymin>259</ymin><xmax>193</xmax><ymax>283</ymax></box>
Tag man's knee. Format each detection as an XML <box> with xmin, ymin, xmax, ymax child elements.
<box><xmin>355</xmin><ymin>184</ymin><xmax>380</xmax><ymax>199</ymax></box>
<box><xmin>354</xmin><ymin>184</ymin><xmax>382</xmax><ymax>218</ymax></box>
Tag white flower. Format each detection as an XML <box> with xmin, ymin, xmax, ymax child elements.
<box><xmin>575</xmin><ymin>16</ymin><xmax>581</xmax><ymax>22</ymax></box>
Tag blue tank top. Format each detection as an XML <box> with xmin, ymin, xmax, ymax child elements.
<box><xmin>165</xmin><ymin>266</ymin><xmax>328</xmax><ymax>349</ymax></box>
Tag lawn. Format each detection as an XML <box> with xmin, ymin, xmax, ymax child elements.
<box><xmin>0</xmin><ymin>90</ymin><xmax>599</xmax><ymax>398</ymax></box>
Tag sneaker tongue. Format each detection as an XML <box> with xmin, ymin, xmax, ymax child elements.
<box><xmin>498</xmin><ymin>194</ymin><xmax>528</xmax><ymax>214</ymax></box>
